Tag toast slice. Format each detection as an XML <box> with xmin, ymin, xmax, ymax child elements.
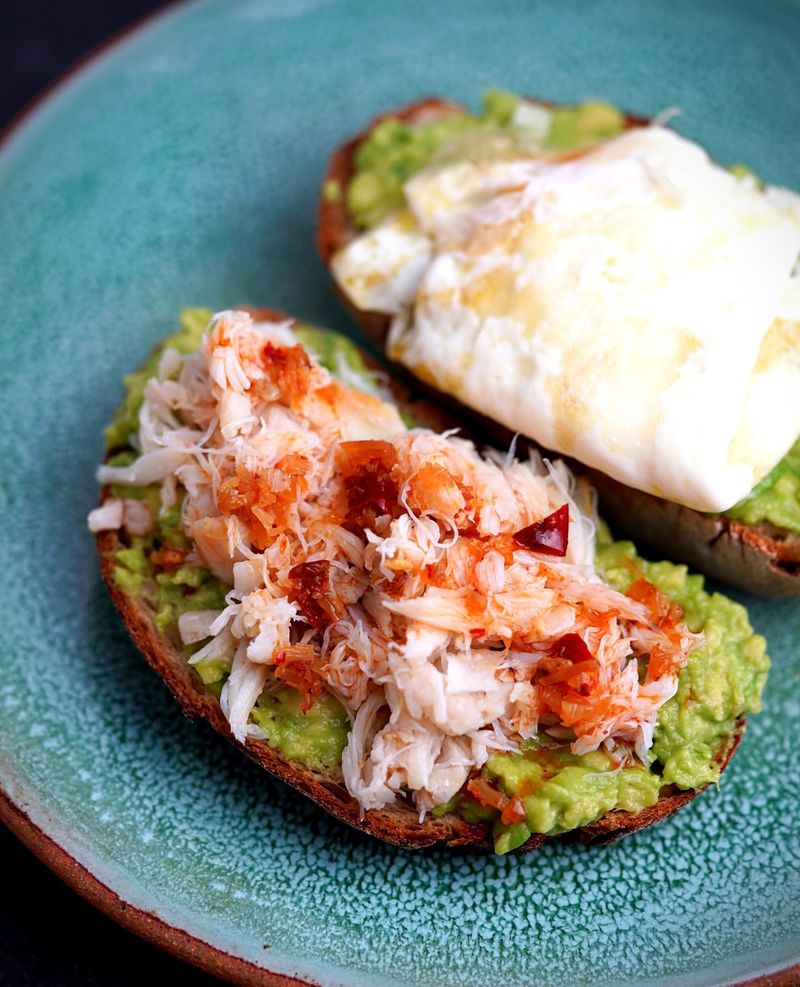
<box><xmin>94</xmin><ymin>307</ymin><xmax>751</xmax><ymax>853</ymax></box>
<box><xmin>316</xmin><ymin>96</ymin><xmax>800</xmax><ymax>596</ymax></box>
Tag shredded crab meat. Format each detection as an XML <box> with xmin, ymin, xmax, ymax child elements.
<box><xmin>88</xmin><ymin>497</ymin><xmax>152</xmax><ymax>536</ymax></box>
<box><xmin>96</xmin><ymin>310</ymin><xmax>702</xmax><ymax>813</ymax></box>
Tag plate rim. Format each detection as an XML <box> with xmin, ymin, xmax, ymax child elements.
<box><xmin>3</xmin><ymin>785</ymin><xmax>799</xmax><ymax>987</ymax></box>
<box><xmin>1</xmin><ymin>1</ymin><xmax>799</xmax><ymax>985</ymax></box>
<box><xmin>0</xmin><ymin>788</ymin><xmax>315</xmax><ymax>987</ymax></box>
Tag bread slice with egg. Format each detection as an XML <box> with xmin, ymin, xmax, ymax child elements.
<box><xmin>316</xmin><ymin>97</ymin><xmax>800</xmax><ymax>596</ymax></box>
<box><xmin>94</xmin><ymin>307</ymin><xmax>748</xmax><ymax>853</ymax></box>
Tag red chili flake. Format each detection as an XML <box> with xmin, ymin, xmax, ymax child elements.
<box><xmin>149</xmin><ymin>546</ymin><xmax>188</xmax><ymax>572</ymax></box>
<box><xmin>337</xmin><ymin>440</ymin><xmax>401</xmax><ymax>532</ymax></box>
<box><xmin>467</xmin><ymin>777</ymin><xmax>507</xmax><ymax>811</ymax></box>
<box><xmin>500</xmin><ymin>797</ymin><xmax>526</xmax><ymax>825</ymax></box>
<box><xmin>260</xmin><ymin>341</ymin><xmax>312</xmax><ymax>403</ymax></box>
<box><xmin>512</xmin><ymin>504</ymin><xmax>569</xmax><ymax>556</ymax></box>
<box><xmin>627</xmin><ymin>577</ymin><xmax>684</xmax><ymax>627</ymax></box>
<box><xmin>288</xmin><ymin>560</ymin><xmax>338</xmax><ymax>628</ymax></box>
<box><xmin>470</xmin><ymin>628</ymin><xmax>486</xmax><ymax>638</ymax></box>
<box><xmin>551</xmin><ymin>632</ymin><xmax>593</xmax><ymax>664</ymax></box>
<box><xmin>273</xmin><ymin>645</ymin><xmax>323</xmax><ymax>712</ymax></box>
<box><xmin>261</xmin><ymin>341</ymin><xmax>286</xmax><ymax>365</ymax></box>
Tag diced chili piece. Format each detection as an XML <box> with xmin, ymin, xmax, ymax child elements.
<box><xmin>467</xmin><ymin>776</ymin><xmax>507</xmax><ymax>811</ymax></box>
<box><xmin>274</xmin><ymin>645</ymin><xmax>323</xmax><ymax>712</ymax></box>
<box><xmin>288</xmin><ymin>560</ymin><xmax>338</xmax><ymax>628</ymax></box>
<box><xmin>338</xmin><ymin>440</ymin><xmax>401</xmax><ymax>532</ymax></box>
<box><xmin>260</xmin><ymin>341</ymin><xmax>312</xmax><ymax>403</ymax></box>
<box><xmin>513</xmin><ymin>504</ymin><xmax>569</xmax><ymax>556</ymax></box>
<box><xmin>501</xmin><ymin>797</ymin><xmax>527</xmax><ymax>825</ymax></box>
<box><xmin>551</xmin><ymin>632</ymin><xmax>593</xmax><ymax>664</ymax></box>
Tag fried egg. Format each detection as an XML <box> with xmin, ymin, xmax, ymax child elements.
<box><xmin>332</xmin><ymin>125</ymin><xmax>800</xmax><ymax>512</ymax></box>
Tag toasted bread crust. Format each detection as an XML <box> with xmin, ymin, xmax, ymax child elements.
<box><xmin>95</xmin><ymin>308</ymin><xmax>744</xmax><ymax>852</ymax></box>
<box><xmin>587</xmin><ymin>471</ymin><xmax>800</xmax><ymax>597</ymax></box>
<box><xmin>316</xmin><ymin>96</ymin><xmax>800</xmax><ymax>597</ymax></box>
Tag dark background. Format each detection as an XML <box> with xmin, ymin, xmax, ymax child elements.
<box><xmin>2</xmin><ymin>8</ymin><xmax>224</xmax><ymax>985</ymax></box>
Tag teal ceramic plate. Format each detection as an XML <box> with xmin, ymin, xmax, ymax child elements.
<box><xmin>2</xmin><ymin>1</ymin><xmax>799</xmax><ymax>984</ymax></box>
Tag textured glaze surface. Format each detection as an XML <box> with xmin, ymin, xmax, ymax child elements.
<box><xmin>1</xmin><ymin>1</ymin><xmax>800</xmax><ymax>984</ymax></box>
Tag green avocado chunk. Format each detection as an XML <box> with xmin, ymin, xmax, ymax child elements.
<box><xmin>545</xmin><ymin>100</ymin><xmax>625</xmax><ymax>150</ymax></box>
<box><xmin>595</xmin><ymin>537</ymin><xmax>768</xmax><ymax>784</ymax></box>
<box><xmin>348</xmin><ymin>111</ymin><xmax>477</xmax><ymax>228</ymax></box>
<box><xmin>250</xmin><ymin>688</ymin><xmax>350</xmax><ymax>774</ymax></box>
<box><xmin>489</xmin><ymin>748</ymin><xmax>661</xmax><ymax>854</ymax></box>
<box><xmin>112</xmin><ymin>535</ymin><xmax>229</xmax><ymax>634</ymax></box>
<box><xmin>724</xmin><ymin>438</ymin><xmax>800</xmax><ymax>533</ymax></box>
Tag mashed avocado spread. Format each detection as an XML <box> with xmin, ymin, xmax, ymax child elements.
<box><xmin>106</xmin><ymin>309</ymin><xmax>768</xmax><ymax>853</ymax></box>
<box><xmin>724</xmin><ymin>438</ymin><xmax>800</xmax><ymax>532</ymax></box>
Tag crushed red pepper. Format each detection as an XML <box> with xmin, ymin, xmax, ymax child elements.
<box><xmin>551</xmin><ymin>632</ymin><xmax>593</xmax><ymax>664</ymax></box>
<box><xmin>273</xmin><ymin>645</ymin><xmax>324</xmax><ymax>711</ymax></box>
<box><xmin>513</xmin><ymin>503</ymin><xmax>570</xmax><ymax>556</ymax></box>
<box><xmin>288</xmin><ymin>560</ymin><xmax>339</xmax><ymax>628</ymax></box>
<box><xmin>337</xmin><ymin>439</ymin><xmax>401</xmax><ymax>532</ymax></box>
<box><xmin>257</xmin><ymin>341</ymin><xmax>312</xmax><ymax>406</ymax></box>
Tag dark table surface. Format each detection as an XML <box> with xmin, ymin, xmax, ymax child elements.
<box><xmin>2</xmin><ymin>7</ymin><xmax>224</xmax><ymax>984</ymax></box>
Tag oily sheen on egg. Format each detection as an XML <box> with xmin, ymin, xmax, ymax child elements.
<box><xmin>334</xmin><ymin>126</ymin><xmax>800</xmax><ymax>512</ymax></box>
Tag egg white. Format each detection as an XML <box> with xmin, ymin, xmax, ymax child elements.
<box><xmin>333</xmin><ymin>126</ymin><xmax>800</xmax><ymax>512</ymax></box>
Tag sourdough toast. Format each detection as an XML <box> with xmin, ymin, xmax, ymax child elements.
<box><xmin>95</xmin><ymin>308</ymin><xmax>748</xmax><ymax>853</ymax></box>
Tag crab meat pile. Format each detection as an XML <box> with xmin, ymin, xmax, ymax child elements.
<box><xmin>92</xmin><ymin>311</ymin><xmax>700</xmax><ymax>815</ymax></box>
